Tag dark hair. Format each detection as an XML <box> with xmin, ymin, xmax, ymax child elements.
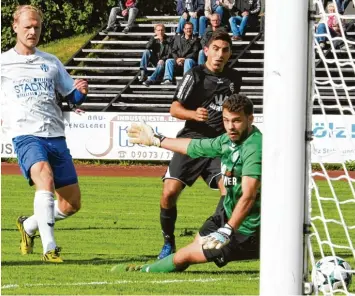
<box><xmin>222</xmin><ymin>94</ymin><xmax>254</xmax><ymax>116</ymax></box>
<box><xmin>206</xmin><ymin>28</ymin><xmax>232</xmax><ymax>49</ymax></box>
<box><xmin>183</xmin><ymin>21</ymin><xmax>193</xmax><ymax>29</ymax></box>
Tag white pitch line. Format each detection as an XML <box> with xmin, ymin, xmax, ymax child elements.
<box><xmin>1</xmin><ymin>278</ymin><xmax>226</xmax><ymax>290</ymax></box>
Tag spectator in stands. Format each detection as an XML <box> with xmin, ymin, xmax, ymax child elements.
<box><xmin>199</xmin><ymin>0</ymin><xmax>234</xmax><ymax>37</ymax></box>
<box><xmin>258</xmin><ymin>0</ymin><xmax>265</xmax><ymax>41</ymax></box>
<box><xmin>229</xmin><ymin>0</ymin><xmax>261</xmax><ymax>41</ymax></box>
<box><xmin>345</xmin><ymin>21</ymin><xmax>355</xmax><ymax>43</ymax></box>
<box><xmin>335</xmin><ymin>0</ymin><xmax>351</xmax><ymax>14</ymax></box>
<box><xmin>176</xmin><ymin>0</ymin><xmax>205</xmax><ymax>36</ymax></box>
<box><xmin>161</xmin><ymin>22</ymin><xmax>200</xmax><ymax>85</ymax></box>
<box><xmin>259</xmin><ymin>11</ymin><xmax>265</xmax><ymax>41</ymax></box>
<box><xmin>198</xmin><ymin>13</ymin><xmax>226</xmax><ymax>64</ymax></box>
<box><xmin>139</xmin><ymin>24</ymin><xmax>171</xmax><ymax>86</ymax></box>
<box><xmin>316</xmin><ymin>2</ymin><xmax>343</xmax><ymax>49</ymax></box>
<box><xmin>103</xmin><ymin>0</ymin><xmax>139</xmax><ymax>34</ymax></box>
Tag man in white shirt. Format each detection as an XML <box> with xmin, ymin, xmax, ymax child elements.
<box><xmin>1</xmin><ymin>5</ymin><xmax>88</xmax><ymax>263</ymax></box>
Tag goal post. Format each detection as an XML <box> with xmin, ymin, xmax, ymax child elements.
<box><xmin>260</xmin><ymin>0</ymin><xmax>355</xmax><ymax>294</ymax></box>
<box><xmin>259</xmin><ymin>0</ymin><xmax>311</xmax><ymax>294</ymax></box>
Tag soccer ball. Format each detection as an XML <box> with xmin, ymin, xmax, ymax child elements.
<box><xmin>312</xmin><ymin>256</ymin><xmax>352</xmax><ymax>293</ymax></box>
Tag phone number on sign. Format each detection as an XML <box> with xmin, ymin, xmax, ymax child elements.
<box><xmin>117</xmin><ymin>150</ymin><xmax>174</xmax><ymax>160</ymax></box>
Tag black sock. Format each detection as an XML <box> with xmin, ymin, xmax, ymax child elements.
<box><xmin>160</xmin><ymin>207</ymin><xmax>177</xmax><ymax>245</ymax></box>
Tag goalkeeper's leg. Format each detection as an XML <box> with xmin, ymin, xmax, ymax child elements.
<box><xmin>140</xmin><ymin>235</ymin><xmax>208</xmax><ymax>273</ymax></box>
<box><xmin>140</xmin><ymin>215</ymin><xmax>225</xmax><ymax>273</ymax></box>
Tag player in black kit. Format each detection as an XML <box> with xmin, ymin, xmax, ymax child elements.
<box><xmin>157</xmin><ymin>29</ymin><xmax>243</xmax><ymax>259</ymax></box>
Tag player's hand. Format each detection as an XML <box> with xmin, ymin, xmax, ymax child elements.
<box><xmin>157</xmin><ymin>60</ymin><xmax>165</xmax><ymax>66</ymax></box>
<box><xmin>191</xmin><ymin>12</ymin><xmax>197</xmax><ymax>18</ymax></box>
<box><xmin>182</xmin><ymin>12</ymin><xmax>188</xmax><ymax>19</ymax></box>
<box><xmin>74</xmin><ymin>79</ymin><xmax>88</xmax><ymax>95</ymax></box>
<box><xmin>194</xmin><ymin>107</ymin><xmax>208</xmax><ymax>121</ymax></box>
<box><xmin>199</xmin><ymin>223</ymin><xmax>233</xmax><ymax>250</ymax></box>
<box><xmin>242</xmin><ymin>11</ymin><xmax>249</xmax><ymax>17</ymax></box>
<box><xmin>127</xmin><ymin>120</ymin><xmax>164</xmax><ymax>147</ymax></box>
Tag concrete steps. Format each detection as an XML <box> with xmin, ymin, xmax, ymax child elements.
<box><xmin>64</xmin><ymin>16</ymin><xmax>355</xmax><ymax>113</ymax></box>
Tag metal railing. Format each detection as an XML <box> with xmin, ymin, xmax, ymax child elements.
<box><xmin>229</xmin><ymin>31</ymin><xmax>263</xmax><ymax>69</ymax></box>
<box><xmin>101</xmin><ymin>71</ymin><xmax>141</xmax><ymax>111</ymax></box>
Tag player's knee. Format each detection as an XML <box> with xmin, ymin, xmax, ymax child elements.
<box><xmin>64</xmin><ymin>202</ymin><xmax>80</xmax><ymax>216</ymax></box>
<box><xmin>173</xmin><ymin>246</ymin><xmax>196</xmax><ymax>268</ymax></box>
<box><xmin>61</xmin><ymin>193</ymin><xmax>81</xmax><ymax>215</ymax></box>
<box><xmin>161</xmin><ymin>188</ymin><xmax>179</xmax><ymax>207</ymax></box>
<box><xmin>173</xmin><ymin>250</ymin><xmax>187</xmax><ymax>266</ymax></box>
<box><xmin>69</xmin><ymin>193</ymin><xmax>81</xmax><ymax>214</ymax></box>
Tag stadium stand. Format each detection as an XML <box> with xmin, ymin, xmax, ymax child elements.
<box><xmin>64</xmin><ymin>16</ymin><xmax>355</xmax><ymax>114</ymax></box>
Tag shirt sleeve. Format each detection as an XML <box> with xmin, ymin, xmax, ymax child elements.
<box><xmin>53</xmin><ymin>56</ymin><xmax>75</xmax><ymax>97</ymax></box>
<box><xmin>187</xmin><ymin>135</ymin><xmax>225</xmax><ymax>158</ymax></box>
<box><xmin>249</xmin><ymin>0</ymin><xmax>261</xmax><ymax>15</ymax></box>
<box><xmin>241</xmin><ymin>143</ymin><xmax>262</xmax><ymax>180</ymax></box>
<box><xmin>173</xmin><ymin>69</ymin><xmax>195</xmax><ymax>107</ymax></box>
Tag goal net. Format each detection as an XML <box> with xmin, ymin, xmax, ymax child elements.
<box><xmin>308</xmin><ymin>0</ymin><xmax>355</xmax><ymax>294</ymax></box>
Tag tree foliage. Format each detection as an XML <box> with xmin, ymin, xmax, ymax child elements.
<box><xmin>2</xmin><ymin>0</ymin><xmax>113</xmax><ymax>51</ymax></box>
<box><xmin>1</xmin><ymin>0</ymin><xmax>177</xmax><ymax>51</ymax></box>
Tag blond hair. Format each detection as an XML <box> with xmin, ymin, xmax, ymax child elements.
<box><xmin>327</xmin><ymin>2</ymin><xmax>336</xmax><ymax>11</ymax></box>
<box><xmin>154</xmin><ymin>23</ymin><xmax>165</xmax><ymax>31</ymax></box>
<box><xmin>13</xmin><ymin>5</ymin><xmax>43</xmax><ymax>24</ymax></box>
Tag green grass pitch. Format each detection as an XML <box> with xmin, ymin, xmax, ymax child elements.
<box><xmin>1</xmin><ymin>175</ymin><xmax>354</xmax><ymax>294</ymax></box>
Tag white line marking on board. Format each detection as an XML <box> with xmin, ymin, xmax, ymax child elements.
<box><xmin>1</xmin><ymin>278</ymin><xmax>227</xmax><ymax>290</ymax></box>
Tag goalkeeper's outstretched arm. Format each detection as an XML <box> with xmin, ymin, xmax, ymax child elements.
<box><xmin>127</xmin><ymin>121</ymin><xmax>191</xmax><ymax>155</ymax></box>
<box><xmin>160</xmin><ymin>138</ymin><xmax>192</xmax><ymax>155</ymax></box>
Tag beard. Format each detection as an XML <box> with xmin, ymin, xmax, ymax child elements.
<box><xmin>231</xmin><ymin>127</ymin><xmax>250</xmax><ymax>143</ymax></box>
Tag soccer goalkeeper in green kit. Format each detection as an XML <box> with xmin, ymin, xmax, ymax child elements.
<box><xmin>125</xmin><ymin>94</ymin><xmax>262</xmax><ymax>273</ymax></box>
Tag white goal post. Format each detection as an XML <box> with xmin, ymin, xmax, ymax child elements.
<box><xmin>260</xmin><ymin>0</ymin><xmax>310</xmax><ymax>294</ymax></box>
<box><xmin>260</xmin><ymin>0</ymin><xmax>355</xmax><ymax>295</ymax></box>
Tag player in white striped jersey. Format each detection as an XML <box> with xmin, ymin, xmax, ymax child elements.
<box><xmin>1</xmin><ymin>5</ymin><xmax>88</xmax><ymax>263</ymax></box>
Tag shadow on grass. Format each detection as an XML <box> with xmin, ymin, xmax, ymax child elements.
<box><xmin>187</xmin><ymin>270</ymin><xmax>259</xmax><ymax>275</ymax></box>
<box><xmin>1</xmin><ymin>226</ymin><xmax>145</xmax><ymax>232</ymax></box>
<box><xmin>1</xmin><ymin>255</ymin><xmax>157</xmax><ymax>266</ymax></box>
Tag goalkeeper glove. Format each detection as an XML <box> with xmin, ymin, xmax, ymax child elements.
<box><xmin>127</xmin><ymin>120</ymin><xmax>165</xmax><ymax>147</ymax></box>
<box><xmin>199</xmin><ymin>223</ymin><xmax>233</xmax><ymax>250</ymax></box>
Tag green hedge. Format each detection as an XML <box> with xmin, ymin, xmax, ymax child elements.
<box><xmin>1</xmin><ymin>0</ymin><xmax>177</xmax><ymax>51</ymax></box>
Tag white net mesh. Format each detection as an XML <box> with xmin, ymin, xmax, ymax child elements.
<box><xmin>309</xmin><ymin>0</ymin><xmax>355</xmax><ymax>295</ymax></box>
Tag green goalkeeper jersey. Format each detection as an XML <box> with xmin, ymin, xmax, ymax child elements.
<box><xmin>187</xmin><ymin>126</ymin><xmax>262</xmax><ymax>235</ymax></box>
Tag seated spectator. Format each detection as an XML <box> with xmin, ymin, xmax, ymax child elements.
<box><xmin>229</xmin><ymin>0</ymin><xmax>261</xmax><ymax>41</ymax></box>
<box><xmin>176</xmin><ymin>0</ymin><xmax>204</xmax><ymax>36</ymax></box>
<box><xmin>345</xmin><ymin>20</ymin><xmax>355</xmax><ymax>42</ymax></box>
<box><xmin>103</xmin><ymin>0</ymin><xmax>139</xmax><ymax>34</ymax></box>
<box><xmin>316</xmin><ymin>2</ymin><xmax>343</xmax><ymax>48</ymax></box>
<box><xmin>162</xmin><ymin>22</ymin><xmax>200</xmax><ymax>85</ymax></box>
<box><xmin>259</xmin><ymin>11</ymin><xmax>265</xmax><ymax>41</ymax></box>
<box><xmin>139</xmin><ymin>24</ymin><xmax>171</xmax><ymax>86</ymax></box>
<box><xmin>335</xmin><ymin>0</ymin><xmax>351</xmax><ymax>14</ymax></box>
<box><xmin>199</xmin><ymin>0</ymin><xmax>234</xmax><ymax>37</ymax></box>
<box><xmin>198</xmin><ymin>13</ymin><xmax>226</xmax><ymax>64</ymax></box>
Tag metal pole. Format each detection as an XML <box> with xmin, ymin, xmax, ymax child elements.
<box><xmin>259</xmin><ymin>0</ymin><xmax>310</xmax><ymax>294</ymax></box>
